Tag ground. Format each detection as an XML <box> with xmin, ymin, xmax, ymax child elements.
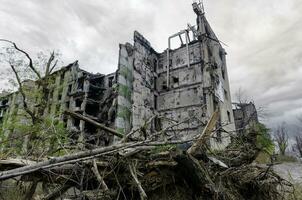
<box><xmin>274</xmin><ymin>162</ymin><xmax>302</xmax><ymax>184</ymax></box>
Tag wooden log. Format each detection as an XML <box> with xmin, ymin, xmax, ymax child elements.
<box><xmin>0</xmin><ymin>139</ymin><xmax>193</xmax><ymax>181</ymax></box>
<box><xmin>0</xmin><ymin>141</ymin><xmax>140</xmax><ymax>181</ymax></box>
<box><xmin>64</xmin><ymin>110</ymin><xmax>124</xmax><ymax>138</ymax></box>
<box><xmin>187</xmin><ymin>110</ymin><xmax>219</xmax><ymax>155</ymax></box>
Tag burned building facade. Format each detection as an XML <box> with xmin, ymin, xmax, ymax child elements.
<box><xmin>0</xmin><ymin>2</ymin><xmax>235</xmax><ymax>149</ymax></box>
<box><xmin>115</xmin><ymin>2</ymin><xmax>235</xmax><ymax>148</ymax></box>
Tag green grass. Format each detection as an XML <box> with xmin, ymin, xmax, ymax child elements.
<box><xmin>275</xmin><ymin>155</ymin><xmax>298</xmax><ymax>163</ymax></box>
<box><xmin>292</xmin><ymin>183</ymin><xmax>302</xmax><ymax>200</ymax></box>
<box><xmin>286</xmin><ymin>173</ymin><xmax>302</xmax><ymax>200</ymax></box>
<box><xmin>255</xmin><ymin>152</ymin><xmax>271</xmax><ymax>164</ymax></box>
<box><xmin>0</xmin><ymin>181</ymin><xmax>47</xmax><ymax>200</ymax></box>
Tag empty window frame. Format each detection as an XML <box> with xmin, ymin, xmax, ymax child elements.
<box><xmin>108</xmin><ymin>76</ymin><xmax>114</xmax><ymax>87</ymax></box>
<box><xmin>227</xmin><ymin>111</ymin><xmax>231</xmax><ymax>123</ymax></box>
<box><xmin>75</xmin><ymin>99</ymin><xmax>83</xmax><ymax>108</ymax></box>
<box><xmin>224</xmin><ymin>89</ymin><xmax>228</xmax><ymax>100</ymax></box>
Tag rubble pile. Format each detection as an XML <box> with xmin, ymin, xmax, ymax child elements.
<box><xmin>0</xmin><ymin>116</ymin><xmax>293</xmax><ymax>200</ymax></box>
<box><xmin>79</xmin><ymin>133</ymin><xmax>290</xmax><ymax>200</ymax></box>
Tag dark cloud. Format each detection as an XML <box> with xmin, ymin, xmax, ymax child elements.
<box><xmin>0</xmin><ymin>0</ymin><xmax>301</xmax><ymax>135</ymax></box>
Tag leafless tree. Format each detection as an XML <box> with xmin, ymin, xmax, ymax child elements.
<box><xmin>0</xmin><ymin>40</ymin><xmax>64</xmax><ymax>153</ymax></box>
<box><xmin>0</xmin><ymin>39</ymin><xmax>61</xmax><ymax>124</ymax></box>
<box><xmin>274</xmin><ymin>122</ymin><xmax>289</xmax><ymax>156</ymax></box>
<box><xmin>0</xmin><ymin>39</ymin><xmax>62</xmax><ymax>199</ymax></box>
<box><xmin>234</xmin><ymin>87</ymin><xmax>268</xmax><ymax>118</ymax></box>
<box><xmin>293</xmin><ymin>135</ymin><xmax>302</xmax><ymax>157</ymax></box>
<box><xmin>234</xmin><ymin>87</ymin><xmax>250</xmax><ymax>104</ymax></box>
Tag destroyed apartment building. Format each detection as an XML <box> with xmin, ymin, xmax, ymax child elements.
<box><xmin>0</xmin><ymin>1</ymin><xmax>235</xmax><ymax>149</ymax></box>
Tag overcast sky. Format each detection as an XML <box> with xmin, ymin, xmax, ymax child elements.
<box><xmin>0</xmin><ymin>0</ymin><xmax>302</xmax><ymax>134</ymax></box>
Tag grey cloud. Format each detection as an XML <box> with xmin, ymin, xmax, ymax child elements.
<box><xmin>223</xmin><ymin>0</ymin><xmax>302</xmax><ymax>132</ymax></box>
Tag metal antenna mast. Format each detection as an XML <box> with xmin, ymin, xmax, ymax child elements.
<box><xmin>192</xmin><ymin>0</ymin><xmax>205</xmax><ymax>15</ymax></box>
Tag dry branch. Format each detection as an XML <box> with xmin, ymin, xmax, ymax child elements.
<box><xmin>91</xmin><ymin>159</ymin><xmax>109</xmax><ymax>191</ymax></box>
<box><xmin>42</xmin><ymin>185</ymin><xmax>71</xmax><ymax>200</ymax></box>
<box><xmin>45</xmin><ymin>51</ymin><xmax>55</xmax><ymax>76</ymax></box>
<box><xmin>10</xmin><ymin>64</ymin><xmax>37</xmax><ymax>123</ymax></box>
<box><xmin>129</xmin><ymin>162</ymin><xmax>147</xmax><ymax>200</ymax></box>
<box><xmin>0</xmin><ymin>39</ymin><xmax>41</xmax><ymax>79</ymax></box>
<box><xmin>23</xmin><ymin>179</ymin><xmax>39</xmax><ymax>200</ymax></box>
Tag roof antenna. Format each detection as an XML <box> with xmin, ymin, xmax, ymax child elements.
<box><xmin>192</xmin><ymin>0</ymin><xmax>205</xmax><ymax>15</ymax></box>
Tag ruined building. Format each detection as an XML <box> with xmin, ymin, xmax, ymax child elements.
<box><xmin>233</xmin><ymin>102</ymin><xmax>259</xmax><ymax>134</ymax></box>
<box><xmin>0</xmin><ymin>2</ymin><xmax>235</xmax><ymax>149</ymax></box>
<box><xmin>0</xmin><ymin>62</ymin><xmax>117</xmax><ymax>148</ymax></box>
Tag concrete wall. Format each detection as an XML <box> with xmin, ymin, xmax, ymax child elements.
<box><xmin>116</xmin><ymin>31</ymin><xmax>158</xmax><ymax>137</ymax></box>
<box><xmin>131</xmin><ymin>31</ymin><xmax>158</xmax><ymax>131</ymax></box>
<box><xmin>156</xmin><ymin>42</ymin><xmax>206</xmax><ymax>140</ymax></box>
<box><xmin>114</xmin><ymin>13</ymin><xmax>236</xmax><ymax>148</ymax></box>
<box><xmin>116</xmin><ymin>43</ymin><xmax>134</xmax><ymax>135</ymax></box>
<box><xmin>200</xmin><ymin>17</ymin><xmax>235</xmax><ymax>148</ymax></box>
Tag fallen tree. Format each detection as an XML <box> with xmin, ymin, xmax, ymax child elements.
<box><xmin>0</xmin><ymin>113</ymin><xmax>294</xmax><ymax>200</ymax></box>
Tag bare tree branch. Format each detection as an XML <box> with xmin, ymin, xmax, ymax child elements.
<box><xmin>10</xmin><ymin>64</ymin><xmax>36</xmax><ymax>123</ymax></box>
<box><xmin>293</xmin><ymin>135</ymin><xmax>302</xmax><ymax>157</ymax></box>
<box><xmin>49</xmin><ymin>59</ymin><xmax>58</xmax><ymax>74</ymax></box>
<box><xmin>45</xmin><ymin>51</ymin><xmax>55</xmax><ymax>76</ymax></box>
<box><xmin>0</xmin><ymin>39</ymin><xmax>41</xmax><ymax>79</ymax></box>
<box><xmin>23</xmin><ymin>179</ymin><xmax>39</xmax><ymax>200</ymax></box>
<box><xmin>42</xmin><ymin>185</ymin><xmax>71</xmax><ymax>200</ymax></box>
<box><xmin>91</xmin><ymin>159</ymin><xmax>109</xmax><ymax>191</ymax></box>
<box><xmin>274</xmin><ymin>122</ymin><xmax>289</xmax><ymax>156</ymax></box>
<box><xmin>128</xmin><ymin>162</ymin><xmax>147</xmax><ymax>200</ymax></box>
